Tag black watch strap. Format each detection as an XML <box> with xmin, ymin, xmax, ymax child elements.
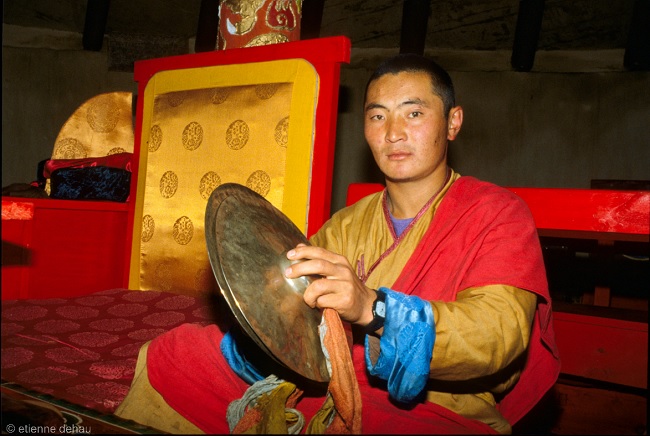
<box><xmin>363</xmin><ymin>289</ymin><xmax>386</xmax><ymax>333</ymax></box>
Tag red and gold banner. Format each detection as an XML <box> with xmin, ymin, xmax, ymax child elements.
<box><xmin>218</xmin><ymin>0</ymin><xmax>303</xmax><ymax>49</ymax></box>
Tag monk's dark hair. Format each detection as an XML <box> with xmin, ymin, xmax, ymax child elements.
<box><xmin>364</xmin><ymin>53</ymin><xmax>456</xmax><ymax>118</ymax></box>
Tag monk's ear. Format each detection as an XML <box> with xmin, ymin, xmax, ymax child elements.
<box><xmin>447</xmin><ymin>106</ymin><xmax>463</xmax><ymax>140</ymax></box>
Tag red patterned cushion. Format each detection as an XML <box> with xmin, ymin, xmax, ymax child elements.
<box><xmin>1</xmin><ymin>289</ymin><xmax>214</xmax><ymax>414</ymax></box>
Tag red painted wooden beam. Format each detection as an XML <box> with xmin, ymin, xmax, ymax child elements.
<box><xmin>506</xmin><ymin>187</ymin><xmax>650</xmax><ymax>238</ymax></box>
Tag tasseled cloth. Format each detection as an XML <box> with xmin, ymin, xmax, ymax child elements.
<box><xmin>227</xmin><ymin>308</ymin><xmax>362</xmax><ymax>434</ymax></box>
<box><xmin>227</xmin><ymin>375</ymin><xmax>305</xmax><ymax>434</ymax></box>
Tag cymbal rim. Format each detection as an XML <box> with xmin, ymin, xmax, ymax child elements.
<box><xmin>204</xmin><ymin>183</ymin><xmax>330</xmax><ymax>382</ymax></box>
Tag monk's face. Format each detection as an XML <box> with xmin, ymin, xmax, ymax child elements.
<box><xmin>364</xmin><ymin>71</ymin><xmax>462</xmax><ymax>186</ymax></box>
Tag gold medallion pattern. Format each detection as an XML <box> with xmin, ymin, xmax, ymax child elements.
<box><xmin>274</xmin><ymin>116</ymin><xmax>289</xmax><ymax>147</ymax></box>
<box><xmin>51</xmin><ymin>92</ymin><xmax>133</xmax><ymax>163</ymax></box>
<box><xmin>182</xmin><ymin>121</ymin><xmax>204</xmax><ymax>151</ymax></box>
<box><xmin>199</xmin><ymin>171</ymin><xmax>222</xmax><ymax>200</ymax></box>
<box><xmin>141</xmin><ymin>215</ymin><xmax>155</xmax><ymax>243</ymax></box>
<box><xmin>87</xmin><ymin>95</ymin><xmax>121</xmax><ymax>133</ymax></box>
<box><xmin>255</xmin><ymin>83</ymin><xmax>280</xmax><ymax>100</ymax></box>
<box><xmin>155</xmin><ymin>264</ymin><xmax>173</xmax><ymax>291</ymax></box>
<box><xmin>246</xmin><ymin>170</ymin><xmax>272</xmax><ymax>197</ymax></box>
<box><xmin>108</xmin><ymin>147</ymin><xmax>128</xmax><ymax>155</ymax></box>
<box><xmin>226</xmin><ymin>120</ymin><xmax>250</xmax><ymax>150</ymax></box>
<box><xmin>160</xmin><ymin>171</ymin><xmax>179</xmax><ymax>198</ymax></box>
<box><xmin>52</xmin><ymin>138</ymin><xmax>87</xmax><ymax>159</ymax></box>
<box><xmin>211</xmin><ymin>88</ymin><xmax>231</xmax><ymax>105</ymax></box>
<box><xmin>149</xmin><ymin>125</ymin><xmax>163</xmax><ymax>152</ymax></box>
<box><xmin>167</xmin><ymin>92</ymin><xmax>186</xmax><ymax>107</ymax></box>
<box><xmin>139</xmin><ymin>82</ymin><xmax>298</xmax><ymax>295</ymax></box>
<box><xmin>172</xmin><ymin>216</ymin><xmax>194</xmax><ymax>245</ymax></box>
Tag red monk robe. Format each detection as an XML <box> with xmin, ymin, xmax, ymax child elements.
<box><xmin>115</xmin><ymin>173</ymin><xmax>559</xmax><ymax>434</ymax></box>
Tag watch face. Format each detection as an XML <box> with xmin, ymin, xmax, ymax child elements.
<box><xmin>376</xmin><ymin>300</ymin><xmax>386</xmax><ymax>318</ymax></box>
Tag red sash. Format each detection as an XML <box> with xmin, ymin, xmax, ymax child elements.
<box><xmin>391</xmin><ymin>176</ymin><xmax>560</xmax><ymax>424</ymax></box>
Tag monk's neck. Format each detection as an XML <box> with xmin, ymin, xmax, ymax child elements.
<box><xmin>385</xmin><ymin>169</ymin><xmax>450</xmax><ymax>219</ymax></box>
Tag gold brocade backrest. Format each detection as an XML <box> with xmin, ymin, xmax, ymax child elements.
<box><xmin>47</xmin><ymin>92</ymin><xmax>134</xmax><ymax>193</ymax></box>
<box><xmin>52</xmin><ymin>92</ymin><xmax>134</xmax><ymax>158</ymax></box>
<box><xmin>129</xmin><ymin>59</ymin><xmax>318</xmax><ymax>296</ymax></box>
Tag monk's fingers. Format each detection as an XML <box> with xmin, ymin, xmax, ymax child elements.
<box><xmin>302</xmin><ymin>279</ymin><xmax>331</xmax><ymax>308</ymax></box>
<box><xmin>285</xmin><ymin>257</ymin><xmax>344</xmax><ymax>280</ymax></box>
<box><xmin>303</xmin><ymin>279</ymin><xmax>355</xmax><ymax>314</ymax></box>
<box><xmin>287</xmin><ymin>245</ymin><xmax>349</xmax><ymax>266</ymax></box>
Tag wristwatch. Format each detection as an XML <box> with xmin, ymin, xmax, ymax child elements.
<box><xmin>363</xmin><ymin>289</ymin><xmax>386</xmax><ymax>333</ymax></box>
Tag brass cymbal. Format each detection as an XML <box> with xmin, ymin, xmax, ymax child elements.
<box><xmin>205</xmin><ymin>183</ymin><xmax>330</xmax><ymax>383</ymax></box>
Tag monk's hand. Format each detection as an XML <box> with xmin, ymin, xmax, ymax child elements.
<box><xmin>285</xmin><ymin>244</ymin><xmax>376</xmax><ymax>325</ymax></box>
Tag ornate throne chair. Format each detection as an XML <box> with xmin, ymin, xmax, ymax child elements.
<box><xmin>125</xmin><ymin>36</ymin><xmax>351</xmax><ymax>296</ymax></box>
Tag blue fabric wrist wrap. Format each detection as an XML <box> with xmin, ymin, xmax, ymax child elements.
<box><xmin>220</xmin><ymin>329</ymin><xmax>265</xmax><ymax>385</ymax></box>
<box><xmin>365</xmin><ymin>287</ymin><xmax>436</xmax><ymax>402</ymax></box>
